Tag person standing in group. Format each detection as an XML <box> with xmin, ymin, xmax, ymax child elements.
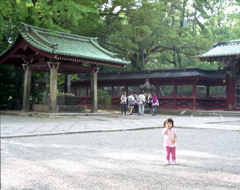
<box><xmin>137</xmin><ymin>91</ymin><xmax>145</xmax><ymax>115</ymax></box>
<box><xmin>128</xmin><ymin>92</ymin><xmax>134</xmax><ymax>115</ymax></box>
<box><xmin>162</xmin><ymin>117</ymin><xmax>177</xmax><ymax>165</ymax></box>
<box><xmin>148</xmin><ymin>93</ymin><xmax>153</xmax><ymax>114</ymax></box>
<box><xmin>120</xmin><ymin>92</ymin><xmax>127</xmax><ymax>114</ymax></box>
<box><xmin>152</xmin><ymin>92</ymin><xmax>157</xmax><ymax>116</ymax></box>
<box><xmin>133</xmin><ymin>91</ymin><xmax>138</xmax><ymax>114</ymax></box>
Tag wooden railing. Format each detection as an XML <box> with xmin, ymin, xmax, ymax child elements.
<box><xmin>78</xmin><ymin>96</ymin><xmax>228</xmax><ymax>110</ymax></box>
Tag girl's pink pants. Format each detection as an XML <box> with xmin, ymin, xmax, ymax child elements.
<box><xmin>165</xmin><ymin>146</ymin><xmax>176</xmax><ymax>161</ymax></box>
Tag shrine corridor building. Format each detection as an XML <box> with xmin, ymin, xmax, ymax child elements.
<box><xmin>73</xmin><ymin>40</ymin><xmax>240</xmax><ymax>111</ymax></box>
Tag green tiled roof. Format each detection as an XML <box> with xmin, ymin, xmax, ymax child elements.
<box><xmin>1</xmin><ymin>22</ymin><xmax>130</xmax><ymax>67</ymax></box>
<box><xmin>196</xmin><ymin>40</ymin><xmax>240</xmax><ymax>58</ymax></box>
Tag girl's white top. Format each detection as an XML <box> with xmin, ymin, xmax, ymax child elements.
<box><xmin>163</xmin><ymin>128</ymin><xmax>177</xmax><ymax>147</ymax></box>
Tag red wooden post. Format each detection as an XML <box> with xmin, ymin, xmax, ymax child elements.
<box><xmin>193</xmin><ymin>82</ymin><xmax>196</xmax><ymax>110</ymax></box>
<box><xmin>228</xmin><ymin>68</ymin><xmax>236</xmax><ymax>110</ymax></box>
<box><xmin>111</xmin><ymin>85</ymin><xmax>113</xmax><ymax>107</ymax></box>
<box><xmin>207</xmin><ymin>84</ymin><xmax>209</xmax><ymax>109</ymax></box>
<box><xmin>174</xmin><ymin>84</ymin><xmax>177</xmax><ymax>108</ymax></box>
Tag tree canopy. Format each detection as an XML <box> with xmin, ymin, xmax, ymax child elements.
<box><xmin>1</xmin><ymin>0</ymin><xmax>240</xmax><ymax>70</ymax></box>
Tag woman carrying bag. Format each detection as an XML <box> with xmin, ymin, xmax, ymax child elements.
<box><xmin>128</xmin><ymin>92</ymin><xmax>134</xmax><ymax>115</ymax></box>
<box><xmin>152</xmin><ymin>92</ymin><xmax>158</xmax><ymax>116</ymax></box>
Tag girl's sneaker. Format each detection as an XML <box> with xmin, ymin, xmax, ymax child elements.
<box><xmin>171</xmin><ymin>160</ymin><xmax>176</xmax><ymax>165</ymax></box>
<box><xmin>165</xmin><ymin>160</ymin><xmax>170</xmax><ymax>165</ymax></box>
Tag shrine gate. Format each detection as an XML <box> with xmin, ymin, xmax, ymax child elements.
<box><xmin>0</xmin><ymin>22</ymin><xmax>130</xmax><ymax>113</ymax></box>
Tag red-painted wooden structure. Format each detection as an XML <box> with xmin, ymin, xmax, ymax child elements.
<box><xmin>196</xmin><ymin>40</ymin><xmax>240</xmax><ymax>111</ymax></box>
<box><xmin>71</xmin><ymin>68</ymin><xmax>232</xmax><ymax>110</ymax></box>
<box><xmin>70</xmin><ymin>39</ymin><xmax>240</xmax><ymax>111</ymax></box>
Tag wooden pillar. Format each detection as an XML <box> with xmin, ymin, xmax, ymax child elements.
<box><xmin>207</xmin><ymin>84</ymin><xmax>209</xmax><ymax>109</ymax></box>
<box><xmin>45</xmin><ymin>72</ymin><xmax>50</xmax><ymax>95</ymax></box>
<box><xmin>228</xmin><ymin>68</ymin><xmax>237</xmax><ymax>110</ymax></box>
<box><xmin>193</xmin><ymin>82</ymin><xmax>196</xmax><ymax>110</ymax></box>
<box><xmin>174</xmin><ymin>84</ymin><xmax>177</xmax><ymax>108</ymax></box>
<box><xmin>64</xmin><ymin>71</ymin><xmax>71</xmax><ymax>93</ymax></box>
<box><xmin>49</xmin><ymin>62</ymin><xmax>60</xmax><ymax>113</ymax></box>
<box><xmin>22</xmin><ymin>64</ymin><xmax>32</xmax><ymax>112</ymax></box>
<box><xmin>91</xmin><ymin>66</ymin><xmax>99</xmax><ymax>113</ymax></box>
<box><xmin>111</xmin><ymin>85</ymin><xmax>113</xmax><ymax>107</ymax></box>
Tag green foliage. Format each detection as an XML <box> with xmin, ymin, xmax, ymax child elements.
<box><xmin>0</xmin><ymin>65</ymin><xmax>18</xmax><ymax>109</ymax></box>
<box><xmin>30</xmin><ymin>71</ymin><xmax>45</xmax><ymax>108</ymax></box>
<box><xmin>81</xmin><ymin>0</ymin><xmax>240</xmax><ymax>71</ymax></box>
<box><xmin>0</xmin><ymin>0</ymin><xmax>99</xmax><ymax>51</ymax></box>
<box><xmin>56</xmin><ymin>73</ymin><xmax>81</xmax><ymax>93</ymax></box>
<box><xmin>97</xmin><ymin>89</ymin><xmax>111</xmax><ymax>107</ymax></box>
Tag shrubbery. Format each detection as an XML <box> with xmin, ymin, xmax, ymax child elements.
<box><xmin>97</xmin><ymin>89</ymin><xmax>111</xmax><ymax>108</ymax></box>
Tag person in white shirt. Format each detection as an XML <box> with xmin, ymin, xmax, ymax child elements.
<box><xmin>120</xmin><ymin>92</ymin><xmax>127</xmax><ymax>114</ymax></box>
<box><xmin>137</xmin><ymin>91</ymin><xmax>146</xmax><ymax>115</ymax></box>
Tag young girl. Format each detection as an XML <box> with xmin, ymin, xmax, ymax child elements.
<box><xmin>162</xmin><ymin>117</ymin><xmax>177</xmax><ymax>165</ymax></box>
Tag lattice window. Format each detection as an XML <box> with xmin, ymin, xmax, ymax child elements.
<box><xmin>58</xmin><ymin>85</ymin><xmax>63</xmax><ymax>93</ymax></box>
<box><xmin>209</xmin><ymin>86</ymin><xmax>226</xmax><ymax>98</ymax></box>
<box><xmin>196</xmin><ymin>85</ymin><xmax>207</xmax><ymax>98</ymax></box>
<box><xmin>128</xmin><ymin>86</ymin><xmax>140</xmax><ymax>95</ymax></box>
<box><xmin>113</xmin><ymin>86</ymin><xmax>126</xmax><ymax>96</ymax></box>
<box><xmin>87</xmin><ymin>86</ymin><xmax>91</xmax><ymax>96</ymax></box>
<box><xmin>78</xmin><ymin>98</ymin><xmax>86</xmax><ymax>104</ymax></box>
<box><xmin>152</xmin><ymin>85</ymin><xmax>157</xmax><ymax>93</ymax></box>
<box><xmin>71</xmin><ymin>87</ymin><xmax>75</xmax><ymax>95</ymax></box>
<box><xmin>100</xmin><ymin>86</ymin><xmax>112</xmax><ymax>95</ymax></box>
<box><xmin>196</xmin><ymin>100</ymin><xmax>208</xmax><ymax>107</ymax></box>
<box><xmin>159</xmin><ymin>85</ymin><xmax>174</xmax><ymax>97</ymax></box>
<box><xmin>176</xmin><ymin>99</ymin><xmax>193</xmax><ymax>107</ymax></box>
<box><xmin>159</xmin><ymin>99</ymin><xmax>174</xmax><ymax>106</ymax></box>
<box><xmin>76</xmin><ymin>87</ymin><xmax>86</xmax><ymax>96</ymax></box>
<box><xmin>177</xmin><ymin>85</ymin><xmax>193</xmax><ymax>97</ymax></box>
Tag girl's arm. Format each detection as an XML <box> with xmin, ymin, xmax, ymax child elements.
<box><xmin>163</xmin><ymin>127</ymin><xmax>169</xmax><ymax>135</ymax></box>
<box><xmin>172</xmin><ymin>131</ymin><xmax>177</xmax><ymax>142</ymax></box>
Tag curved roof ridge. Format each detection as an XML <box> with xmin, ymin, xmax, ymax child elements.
<box><xmin>23</xmin><ymin>32</ymin><xmax>53</xmax><ymax>51</ymax></box>
<box><xmin>90</xmin><ymin>39</ymin><xmax>117</xmax><ymax>57</ymax></box>
<box><xmin>20</xmin><ymin>22</ymin><xmax>98</xmax><ymax>40</ymax></box>
<box><xmin>36</xmin><ymin>30</ymin><xmax>90</xmax><ymax>42</ymax></box>
<box><xmin>29</xmin><ymin>27</ymin><xmax>57</xmax><ymax>48</ymax></box>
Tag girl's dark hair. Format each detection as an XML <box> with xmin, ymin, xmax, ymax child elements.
<box><xmin>163</xmin><ymin>117</ymin><xmax>174</xmax><ymax>127</ymax></box>
<box><xmin>152</xmin><ymin>92</ymin><xmax>155</xmax><ymax>95</ymax></box>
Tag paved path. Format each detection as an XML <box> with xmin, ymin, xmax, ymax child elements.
<box><xmin>2</xmin><ymin>128</ymin><xmax>240</xmax><ymax>189</ymax></box>
<box><xmin>1</xmin><ymin>113</ymin><xmax>240</xmax><ymax>138</ymax></box>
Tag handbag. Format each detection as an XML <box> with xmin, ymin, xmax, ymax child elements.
<box><xmin>120</xmin><ymin>101</ymin><xmax>122</xmax><ymax>104</ymax></box>
<box><xmin>148</xmin><ymin>98</ymin><xmax>152</xmax><ymax>106</ymax></box>
<box><xmin>154</xmin><ymin>100</ymin><xmax>159</xmax><ymax>106</ymax></box>
<box><xmin>130</xmin><ymin>99</ymin><xmax>135</xmax><ymax>106</ymax></box>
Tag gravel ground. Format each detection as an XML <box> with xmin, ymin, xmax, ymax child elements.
<box><xmin>1</xmin><ymin>128</ymin><xmax>240</xmax><ymax>190</ymax></box>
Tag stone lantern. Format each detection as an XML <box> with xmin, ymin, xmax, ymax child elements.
<box><xmin>139</xmin><ymin>79</ymin><xmax>154</xmax><ymax>114</ymax></box>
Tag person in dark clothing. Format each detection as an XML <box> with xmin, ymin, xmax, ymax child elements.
<box><xmin>133</xmin><ymin>91</ymin><xmax>138</xmax><ymax>114</ymax></box>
